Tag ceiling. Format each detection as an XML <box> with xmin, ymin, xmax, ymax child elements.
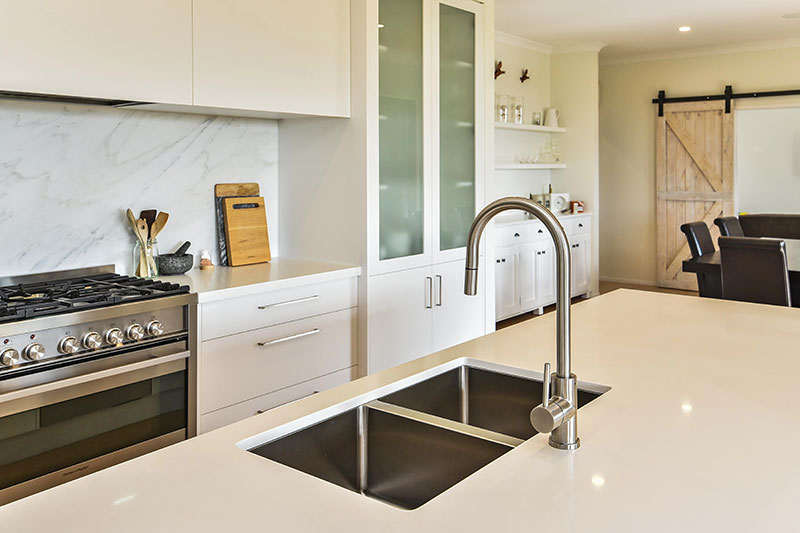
<box><xmin>495</xmin><ymin>0</ymin><xmax>800</xmax><ymax>63</ymax></box>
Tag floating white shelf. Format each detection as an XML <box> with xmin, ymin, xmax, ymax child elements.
<box><xmin>495</xmin><ymin>122</ymin><xmax>566</xmax><ymax>133</ymax></box>
<box><xmin>495</xmin><ymin>163</ymin><xmax>567</xmax><ymax>170</ymax></box>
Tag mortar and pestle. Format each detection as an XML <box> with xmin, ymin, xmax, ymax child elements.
<box><xmin>157</xmin><ymin>241</ymin><xmax>194</xmax><ymax>275</ymax></box>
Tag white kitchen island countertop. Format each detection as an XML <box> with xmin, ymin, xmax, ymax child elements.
<box><xmin>2</xmin><ymin>289</ymin><xmax>798</xmax><ymax>532</ymax></box>
<box><xmin>158</xmin><ymin>257</ymin><xmax>360</xmax><ymax>302</ymax></box>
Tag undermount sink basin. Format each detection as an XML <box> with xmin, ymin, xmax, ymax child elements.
<box><xmin>379</xmin><ymin>365</ymin><xmax>605</xmax><ymax>440</ymax></box>
<box><xmin>242</xmin><ymin>359</ymin><xmax>609</xmax><ymax>510</ymax></box>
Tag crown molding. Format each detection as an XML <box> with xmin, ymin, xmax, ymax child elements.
<box><xmin>495</xmin><ymin>31</ymin><xmax>553</xmax><ymax>55</ymax></box>
<box><xmin>600</xmin><ymin>38</ymin><xmax>800</xmax><ymax>66</ymax></box>
<box><xmin>552</xmin><ymin>42</ymin><xmax>607</xmax><ymax>54</ymax></box>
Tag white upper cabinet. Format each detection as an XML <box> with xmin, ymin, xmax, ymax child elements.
<box><xmin>0</xmin><ymin>0</ymin><xmax>192</xmax><ymax>104</ymax></box>
<box><xmin>192</xmin><ymin>0</ymin><xmax>350</xmax><ymax>117</ymax></box>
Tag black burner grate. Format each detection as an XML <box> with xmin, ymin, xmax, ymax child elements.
<box><xmin>0</xmin><ymin>273</ymin><xmax>189</xmax><ymax>324</ymax></box>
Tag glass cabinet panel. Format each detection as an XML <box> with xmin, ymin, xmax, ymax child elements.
<box><xmin>378</xmin><ymin>0</ymin><xmax>425</xmax><ymax>261</ymax></box>
<box><xmin>438</xmin><ymin>3</ymin><xmax>476</xmax><ymax>252</ymax></box>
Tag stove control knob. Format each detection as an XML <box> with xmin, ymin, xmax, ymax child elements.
<box><xmin>105</xmin><ymin>328</ymin><xmax>124</xmax><ymax>345</ymax></box>
<box><xmin>82</xmin><ymin>332</ymin><xmax>103</xmax><ymax>350</ymax></box>
<box><xmin>146</xmin><ymin>320</ymin><xmax>165</xmax><ymax>337</ymax></box>
<box><xmin>22</xmin><ymin>343</ymin><xmax>45</xmax><ymax>361</ymax></box>
<box><xmin>1</xmin><ymin>348</ymin><xmax>19</xmax><ymax>366</ymax></box>
<box><xmin>126</xmin><ymin>324</ymin><xmax>145</xmax><ymax>341</ymax></box>
<box><xmin>58</xmin><ymin>336</ymin><xmax>80</xmax><ymax>355</ymax></box>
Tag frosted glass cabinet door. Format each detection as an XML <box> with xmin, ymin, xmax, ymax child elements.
<box><xmin>378</xmin><ymin>0</ymin><xmax>425</xmax><ymax>261</ymax></box>
<box><xmin>437</xmin><ymin>1</ymin><xmax>479</xmax><ymax>255</ymax></box>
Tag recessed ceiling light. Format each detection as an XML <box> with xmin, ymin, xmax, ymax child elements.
<box><xmin>782</xmin><ymin>12</ymin><xmax>800</xmax><ymax>19</ymax></box>
<box><xmin>678</xmin><ymin>26</ymin><xmax>692</xmax><ymax>32</ymax></box>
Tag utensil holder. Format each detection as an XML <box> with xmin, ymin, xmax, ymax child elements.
<box><xmin>133</xmin><ymin>238</ymin><xmax>159</xmax><ymax>278</ymax></box>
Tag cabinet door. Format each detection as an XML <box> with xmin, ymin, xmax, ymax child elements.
<box><xmin>375</xmin><ymin>0</ymin><xmax>429</xmax><ymax>271</ymax></box>
<box><xmin>368</xmin><ymin>266</ymin><xmax>433</xmax><ymax>374</ymax></box>
<box><xmin>519</xmin><ymin>243</ymin><xmax>539</xmax><ymax>312</ymax></box>
<box><xmin>0</xmin><ymin>0</ymin><xmax>192</xmax><ymax>104</ymax></box>
<box><xmin>432</xmin><ymin>258</ymin><xmax>485</xmax><ymax>352</ymax></box>
<box><xmin>495</xmin><ymin>246</ymin><xmax>519</xmax><ymax>320</ymax></box>
<box><xmin>571</xmin><ymin>234</ymin><xmax>591</xmax><ymax>296</ymax></box>
<box><xmin>193</xmin><ymin>0</ymin><xmax>350</xmax><ymax>116</ymax></box>
<box><xmin>432</xmin><ymin>0</ymin><xmax>484</xmax><ymax>264</ymax></box>
<box><xmin>536</xmin><ymin>241</ymin><xmax>557</xmax><ymax>307</ymax></box>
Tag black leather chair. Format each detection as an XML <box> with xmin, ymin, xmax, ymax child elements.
<box><xmin>719</xmin><ymin>236</ymin><xmax>791</xmax><ymax>307</ymax></box>
<box><xmin>714</xmin><ymin>216</ymin><xmax>744</xmax><ymax>237</ymax></box>
<box><xmin>680</xmin><ymin>221</ymin><xmax>721</xmax><ymax>298</ymax></box>
<box><xmin>739</xmin><ymin>214</ymin><xmax>800</xmax><ymax>239</ymax></box>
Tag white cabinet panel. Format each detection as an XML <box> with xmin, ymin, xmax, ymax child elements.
<box><xmin>201</xmin><ymin>308</ymin><xmax>356</xmax><ymax>413</ymax></box>
<box><xmin>432</xmin><ymin>259</ymin><xmax>485</xmax><ymax>352</ymax></box>
<box><xmin>571</xmin><ymin>234</ymin><xmax>591</xmax><ymax>296</ymax></box>
<box><xmin>519</xmin><ymin>243</ymin><xmax>538</xmax><ymax>312</ymax></box>
<box><xmin>495</xmin><ymin>246</ymin><xmax>519</xmax><ymax>320</ymax></box>
<box><xmin>0</xmin><ymin>0</ymin><xmax>192</xmax><ymax>104</ymax></box>
<box><xmin>200</xmin><ymin>367</ymin><xmax>355</xmax><ymax>433</ymax></box>
<box><xmin>368</xmin><ymin>266</ymin><xmax>433</xmax><ymax>374</ymax></box>
<box><xmin>193</xmin><ymin>0</ymin><xmax>350</xmax><ymax>117</ymax></box>
<box><xmin>536</xmin><ymin>241</ymin><xmax>557</xmax><ymax>306</ymax></box>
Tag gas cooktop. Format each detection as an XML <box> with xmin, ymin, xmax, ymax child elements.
<box><xmin>0</xmin><ymin>272</ymin><xmax>189</xmax><ymax>324</ymax></box>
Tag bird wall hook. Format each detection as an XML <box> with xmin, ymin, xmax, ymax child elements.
<box><xmin>520</xmin><ymin>69</ymin><xmax>530</xmax><ymax>83</ymax></box>
<box><xmin>495</xmin><ymin>61</ymin><xmax>506</xmax><ymax>79</ymax></box>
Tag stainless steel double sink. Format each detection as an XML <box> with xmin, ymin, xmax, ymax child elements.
<box><xmin>239</xmin><ymin>359</ymin><xmax>609</xmax><ymax>510</ymax></box>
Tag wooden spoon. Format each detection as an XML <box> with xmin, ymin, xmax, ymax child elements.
<box><xmin>150</xmin><ymin>212</ymin><xmax>170</xmax><ymax>240</ymax></box>
<box><xmin>140</xmin><ymin>209</ymin><xmax>157</xmax><ymax>238</ymax></box>
<box><xmin>135</xmin><ymin>218</ymin><xmax>152</xmax><ymax>277</ymax></box>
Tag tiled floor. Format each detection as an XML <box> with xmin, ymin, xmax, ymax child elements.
<box><xmin>496</xmin><ymin>280</ymin><xmax>698</xmax><ymax>330</ymax></box>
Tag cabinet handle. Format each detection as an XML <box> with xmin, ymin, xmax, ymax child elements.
<box><xmin>514</xmin><ymin>232</ymin><xmax>520</xmax><ymax>237</ymax></box>
<box><xmin>501</xmin><ymin>258</ymin><xmax>506</xmax><ymax>263</ymax></box>
<box><xmin>578</xmin><ymin>223</ymin><xmax>584</xmax><ymax>228</ymax></box>
<box><xmin>542</xmin><ymin>250</ymin><xmax>547</xmax><ymax>255</ymax></box>
<box><xmin>255</xmin><ymin>390</ymin><xmax>320</xmax><ymax>414</ymax></box>
<box><xmin>538</xmin><ymin>229</ymin><xmax>544</xmax><ymax>234</ymax></box>
<box><xmin>435</xmin><ymin>275</ymin><xmax>442</xmax><ymax>307</ymax></box>
<box><xmin>257</xmin><ymin>328</ymin><xmax>320</xmax><ymax>347</ymax></box>
<box><xmin>425</xmin><ymin>277</ymin><xmax>433</xmax><ymax>309</ymax></box>
<box><xmin>258</xmin><ymin>294</ymin><xmax>320</xmax><ymax>310</ymax></box>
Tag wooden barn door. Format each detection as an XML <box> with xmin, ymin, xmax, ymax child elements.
<box><xmin>656</xmin><ymin>101</ymin><xmax>734</xmax><ymax>290</ymax></box>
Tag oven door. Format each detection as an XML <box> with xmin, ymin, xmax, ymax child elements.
<box><xmin>0</xmin><ymin>344</ymin><xmax>189</xmax><ymax>505</ymax></box>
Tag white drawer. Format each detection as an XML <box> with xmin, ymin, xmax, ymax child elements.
<box><xmin>567</xmin><ymin>217</ymin><xmax>591</xmax><ymax>236</ymax></box>
<box><xmin>498</xmin><ymin>225</ymin><xmax>529</xmax><ymax>246</ymax></box>
<box><xmin>530</xmin><ymin>221</ymin><xmax>549</xmax><ymax>241</ymax></box>
<box><xmin>200</xmin><ymin>307</ymin><xmax>357</xmax><ymax>413</ymax></box>
<box><xmin>201</xmin><ymin>276</ymin><xmax>357</xmax><ymax>340</ymax></box>
<box><xmin>200</xmin><ymin>366</ymin><xmax>356</xmax><ymax>433</ymax></box>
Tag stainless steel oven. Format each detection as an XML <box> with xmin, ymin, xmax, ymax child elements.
<box><xmin>0</xmin><ymin>337</ymin><xmax>190</xmax><ymax>504</ymax></box>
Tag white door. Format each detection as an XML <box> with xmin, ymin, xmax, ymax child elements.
<box><xmin>536</xmin><ymin>240</ymin><xmax>557</xmax><ymax>307</ymax></box>
<box><xmin>368</xmin><ymin>266</ymin><xmax>433</xmax><ymax>374</ymax></box>
<box><xmin>571</xmin><ymin>234</ymin><xmax>591</xmax><ymax>296</ymax></box>
<box><xmin>518</xmin><ymin>243</ymin><xmax>538</xmax><ymax>312</ymax></box>
<box><xmin>193</xmin><ymin>0</ymin><xmax>350</xmax><ymax>116</ymax></box>
<box><xmin>431</xmin><ymin>0</ymin><xmax>484</xmax><ymax>265</ymax></box>
<box><xmin>0</xmin><ymin>0</ymin><xmax>192</xmax><ymax>104</ymax></box>
<box><xmin>432</xmin><ymin>258</ymin><xmax>485</xmax><ymax>352</ymax></box>
<box><xmin>495</xmin><ymin>246</ymin><xmax>519</xmax><ymax>320</ymax></box>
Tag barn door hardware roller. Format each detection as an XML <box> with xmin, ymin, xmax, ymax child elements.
<box><xmin>653</xmin><ymin>84</ymin><xmax>800</xmax><ymax>116</ymax></box>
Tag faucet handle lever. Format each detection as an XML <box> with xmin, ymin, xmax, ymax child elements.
<box><xmin>542</xmin><ymin>362</ymin><xmax>551</xmax><ymax>408</ymax></box>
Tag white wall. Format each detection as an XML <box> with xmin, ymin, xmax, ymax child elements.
<box><xmin>0</xmin><ymin>100</ymin><xmax>278</xmax><ymax>276</ymax></box>
<box><xmin>599</xmin><ymin>46</ymin><xmax>800</xmax><ymax>285</ymax></box>
<box><xmin>736</xmin><ymin>107</ymin><xmax>800</xmax><ymax>214</ymax></box>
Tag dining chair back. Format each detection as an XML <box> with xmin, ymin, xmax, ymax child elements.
<box><xmin>714</xmin><ymin>216</ymin><xmax>744</xmax><ymax>237</ymax></box>
<box><xmin>680</xmin><ymin>221</ymin><xmax>721</xmax><ymax>298</ymax></box>
<box><xmin>739</xmin><ymin>214</ymin><xmax>800</xmax><ymax>239</ymax></box>
<box><xmin>719</xmin><ymin>236</ymin><xmax>791</xmax><ymax>307</ymax></box>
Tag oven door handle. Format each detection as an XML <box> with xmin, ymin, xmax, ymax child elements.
<box><xmin>0</xmin><ymin>350</ymin><xmax>189</xmax><ymax>418</ymax></box>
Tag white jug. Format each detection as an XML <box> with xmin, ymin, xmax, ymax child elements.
<box><xmin>544</xmin><ymin>108</ymin><xmax>561</xmax><ymax>128</ymax></box>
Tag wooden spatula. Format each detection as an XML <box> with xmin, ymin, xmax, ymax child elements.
<box><xmin>151</xmin><ymin>212</ymin><xmax>170</xmax><ymax>240</ymax></box>
<box><xmin>140</xmin><ymin>210</ymin><xmax>157</xmax><ymax>239</ymax></box>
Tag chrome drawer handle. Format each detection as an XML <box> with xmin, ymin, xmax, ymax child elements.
<box><xmin>257</xmin><ymin>328</ymin><xmax>320</xmax><ymax>347</ymax></box>
<box><xmin>258</xmin><ymin>294</ymin><xmax>320</xmax><ymax>310</ymax></box>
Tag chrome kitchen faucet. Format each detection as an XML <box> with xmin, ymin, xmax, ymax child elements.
<box><xmin>464</xmin><ymin>197</ymin><xmax>580</xmax><ymax>450</ymax></box>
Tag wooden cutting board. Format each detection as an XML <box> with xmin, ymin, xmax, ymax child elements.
<box><xmin>222</xmin><ymin>196</ymin><xmax>271</xmax><ymax>266</ymax></box>
<box><xmin>215</xmin><ymin>183</ymin><xmax>260</xmax><ymax>266</ymax></box>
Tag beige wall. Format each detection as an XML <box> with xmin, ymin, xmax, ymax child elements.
<box><xmin>494</xmin><ymin>40</ymin><xmax>550</xmax><ymax>121</ymax></box>
<box><xmin>552</xmin><ymin>51</ymin><xmax>601</xmax><ymax>295</ymax></box>
<box><xmin>599</xmin><ymin>46</ymin><xmax>800</xmax><ymax>285</ymax></box>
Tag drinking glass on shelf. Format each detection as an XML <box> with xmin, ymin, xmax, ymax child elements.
<box><xmin>532</xmin><ymin>111</ymin><xmax>542</xmax><ymax>126</ymax></box>
<box><xmin>513</xmin><ymin>97</ymin><xmax>525</xmax><ymax>124</ymax></box>
<box><xmin>496</xmin><ymin>94</ymin><xmax>509</xmax><ymax>123</ymax></box>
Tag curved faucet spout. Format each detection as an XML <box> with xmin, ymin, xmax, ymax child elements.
<box><xmin>463</xmin><ymin>196</ymin><xmax>580</xmax><ymax>450</ymax></box>
<box><xmin>464</xmin><ymin>197</ymin><xmax>572</xmax><ymax>378</ymax></box>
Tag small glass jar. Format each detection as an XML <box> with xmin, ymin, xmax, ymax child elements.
<box><xmin>513</xmin><ymin>96</ymin><xmax>525</xmax><ymax>124</ymax></box>
<box><xmin>133</xmin><ymin>238</ymin><xmax>159</xmax><ymax>278</ymax></box>
<box><xmin>496</xmin><ymin>94</ymin><xmax>509</xmax><ymax>123</ymax></box>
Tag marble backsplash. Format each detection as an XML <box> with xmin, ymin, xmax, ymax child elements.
<box><xmin>0</xmin><ymin>100</ymin><xmax>278</xmax><ymax>277</ymax></box>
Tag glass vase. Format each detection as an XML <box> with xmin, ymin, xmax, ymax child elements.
<box><xmin>133</xmin><ymin>238</ymin><xmax>159</xmax><ymax>278</ymax></box>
